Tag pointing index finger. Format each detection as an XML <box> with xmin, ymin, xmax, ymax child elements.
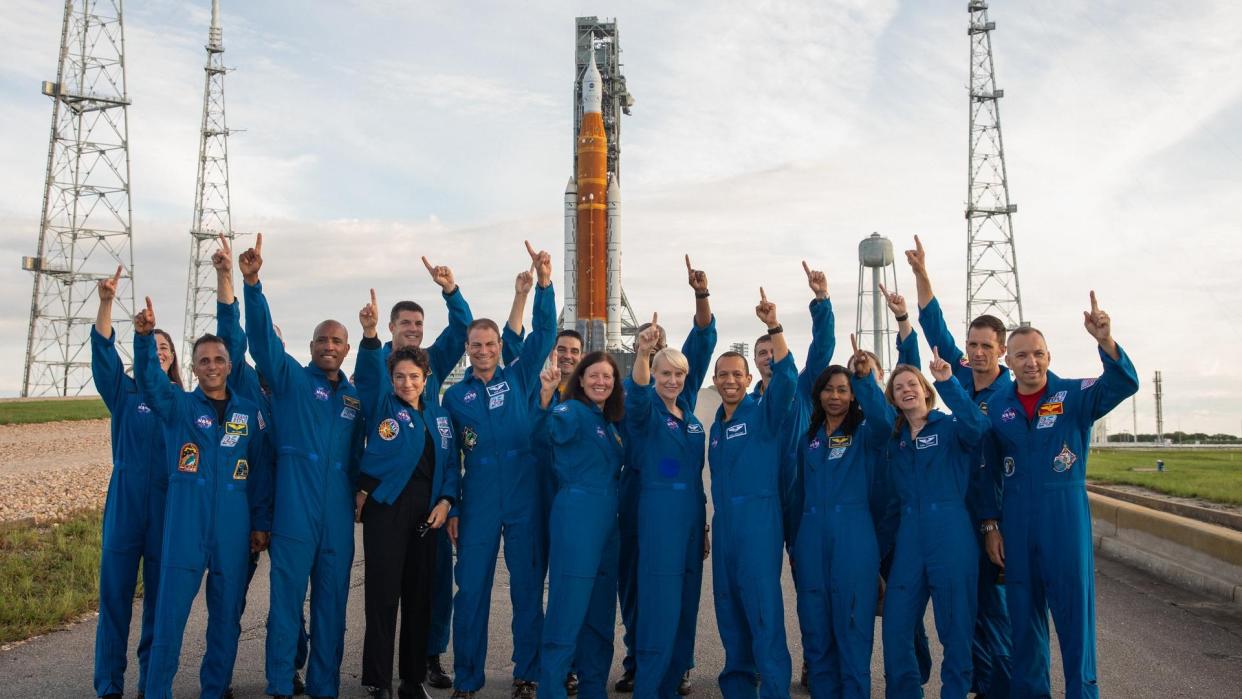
<box><xmin>759</xmin><ymin>287</ymin><xmax>767</xmax><ymax>303</ymax></box>
<box><xmin>112</xmin><ymin>265</ymin><xmax>123</xmax><ymax>284</ymax></box>
<box><xmin>651</xmin><ymin>311</ymin><xmax>658</xmax><ymax>327</ymax></box>
<box><xmin>145</xmin><ymin>296</ymin><xmax>154</xmax><ymax>314</ymax></box>
<box><xmin>914</xmin><ymin>234</ymin><xmax>923</xmax><ymax>253</ymax></box>
<box><xmin>932</xmin><ymin>345</ymin><xmax>942</xmax><ymax>362</ymax></box>
<box><xmin>370</xmin><ymin>288</ymin><xmax>377</xmax><ymax>308</ymax></box>
<box><xmin>1089</xmin><ymin>290</ymin><xmax>1099</xmax><ymax>314</ymax></box>
<box><xmin>802</xmin><ymin>260</ymin><xmax>812</xmax><ymax>277</ymax></box>
<box><xmin>878</xmin><ymin>282</ymin><xmax>889</xmax><ymax>298</ymax></box>
<box><xmin>850</xmin><ymin>333</ymin><xmax>859</xmax><ymax>355</ymax></box>
<box><xmin>421</xmin><ymin>256</ymin><xmax>435</xmax><ymax>273</ymax></box>
<box><xmin>525</xmin><ymin>240</ymin><xmax>538</xmax><ymax>260</ymax></box>
<box><xmin>685</xmin><ymin>254</ymin><xmax>692</xmax><ymax>272</ymax></box>
<box><xmin>254</xmin><ymin>232</ymin><xmax>262</xmax><ymax>254</ymax></box>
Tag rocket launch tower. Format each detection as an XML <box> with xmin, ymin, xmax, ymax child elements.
<box><xmin>563</xmin><ymin>17</ymin><xmax>637</xmax><ymax>354</ymax></box>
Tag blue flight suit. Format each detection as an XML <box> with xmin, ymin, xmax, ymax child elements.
<box><xmin>372</xmin><ymin>288</ymin><xmax>473</xmax><ymax>662</ymax></box>
<box><xmin>709</xmin><ymin>352</ymin><xmax>798</xmax><ymax>699</ymax></box>
<box><xmin>90</xmin><ymin>327</ymin><xmax>168</xmax><ymax>698</ymax></box>
<box><xmin>982</xmin><ymin>346</ymin><xmax>1138</xmax><ymax>699</ymax></box>
<box><xmin>133</xmin><ymin>331</ymin><xmax>273</xmax><ymax>699</ymax></box>
<box><xmin>854</xmin><ymin>372</ymin><xmax>988</xmax><ymax>699</ymax></box>
<box><xmin>216</xmin><ymin>300</ymin><xmax>311</xmax><ymax>674</ymax></box>
<box><xmin>918</xmin><ymin>296</ymin><xmax>1013</xmax><ymax>697</ymax></box>
<box><xmin>244</xmin><ymin>281</ymin><xmax>366</xmax><ymax>698</ymax></box>
<box><xmin>538</xmin><ymin>399</ymin><xmax>626</xmax><ymax>699</ymax></box>
<box><xmin>442</xmin><ymin>283</ymin><xmax>556</xmax><ymax>691</ymax></box>
<box><xmin>787</xmin><ymin>374</ymin><xmax>895</xmax><ymax>699</ymax></box>
<box><xmin>626</xmin><ymin>316</ymin><xmax>717</xmax><ymax>698</ymax></box>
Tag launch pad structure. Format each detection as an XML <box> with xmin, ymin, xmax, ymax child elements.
<box><xmin>564</xmin><ymin>17</ymin><xmax>639</xmax><ymax>360</ymax></box>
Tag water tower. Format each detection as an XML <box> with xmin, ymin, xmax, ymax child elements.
<box><xmin>855</xmin><ymin>233</ymin><xmax>900</xmax><ymax>374</ymax></box>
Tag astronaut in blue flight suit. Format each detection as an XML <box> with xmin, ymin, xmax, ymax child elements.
<box><xmin>90</xmin><ymin>269</ymin><xmax>176</xmax><ymax>699</ymax></box>
<box><xmin>441</xmin><ymin>243</ymin><xmax>555</xmax><ymax>698</ymax></box>
<box><xmin>212</xmin><ymin>236</ymin><xmax>311</xmax><ymax>695</ymax></box>
<box><xmin>906</xmin><ymin>234</ymin><xmax>1013</xmax><ymax>698</ymax></box>
<box><xmin>359</xmin><ymin>256</ymin><xmax>473</xmax><ymax>692</ymax></box>
<box><xmin>708</xmin><ymin>289</ymin><xmax>797</xmax><ymax>699</ymax></box>
<box><xmin>131</xmin><ymin>298</ymin><xmax>273</xmax><ymax>699</ymax></box>
<box><xmin>624</xmin><ymin>302</ymin><xmax>715</xmax><ymax>699</ymax></box>
<box><xmin>978</xmin><ymin>293</ymin><xmax>1138</xmax><ymax>699</ymax></box>
<box><xmin>536</xmin><ymin>351</ymin><xmax>627</xmax><ymax>699</ymax></box>
<box><xmin>853</xmin><ymin>345</ymin><xmax>989</xmax><ymax>699</ymax></box>
<box><xmin>240</xmin><ymin>236</ymin><xmax>366</xmax><ymax>699</ymax></box>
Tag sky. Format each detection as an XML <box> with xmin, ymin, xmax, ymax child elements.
<box><xmin>1</xmin><ymin>1</ymin><xmax>1240</xmax><ymax>435</ymax></box>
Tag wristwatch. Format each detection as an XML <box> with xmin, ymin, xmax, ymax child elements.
<box><xmin>979</xmin><ymin>521</ymin><xmax>999</xmax><ymax>534</ymax></box>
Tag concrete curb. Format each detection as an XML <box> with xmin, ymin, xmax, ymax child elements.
<box><xmin>1087</xmin><ymin>483</ymin><xmax>1242</xmax><ymax>532</ymax></box>
<box><xmin>1090</xmin><ymin>492</ymin><xmax>1242</xmax><ymax>605</ymax></box>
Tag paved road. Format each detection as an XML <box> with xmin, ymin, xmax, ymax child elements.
<box><xmin>2</xmin><ymin>528</ymin><xmax>1240</xmax><ymax>698</ymax></box>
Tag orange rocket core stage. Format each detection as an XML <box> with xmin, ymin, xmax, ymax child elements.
<box><xmin>575</xmin><ymin>110</ymin><xmax>608</xmax><ymax>323</ymax></box>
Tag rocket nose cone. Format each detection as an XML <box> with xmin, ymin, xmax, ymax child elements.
<box><xmin>581</xmin><ymin>46</ymin><xmax>603</xmax><ymax>114</ymax></box>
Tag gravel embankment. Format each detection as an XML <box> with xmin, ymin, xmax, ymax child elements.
<box><xmin>0</xmin><ymin>420</ymin><xmax>112</xmax><ymax>523</ymax></box>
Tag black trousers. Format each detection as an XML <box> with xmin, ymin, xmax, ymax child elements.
<box><xmin>361</xmin><ymin>479</ymin><xmax>436</xmax><ymax>690</ymax></box>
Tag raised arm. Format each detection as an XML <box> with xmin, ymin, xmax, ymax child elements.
<box><xmin>502</xmin><ymin>268</ymin><xmax>532</xmax><ymax>367</ymax></box>
<box><xmin>240</xmin><ymin>234</ymin><xmax>299</xmax><ymax>392</ymax></box>
<box><xmin>515</xmin><ymin>242</ymin><xmax>557</xmax><ymax>387</ymax></box>
<box><xmin>354</xmin><ymin>288</ymin><xmax>387</xmax><ymax>414</ymax></box>
<box><xmin>757</xmin><ymin>289</ymin><xmax>795</xmax><ymax>428</ymax></box>
<box><xmin>681</xmin><ymin>256</ymin><xmax>718</xmax><ymax>408</ymax></box>
<box><xmin>91</xmin><ymin>267</ymin><xmax>131</xmax><ymax>411</ymax></box>
<box><xmin>422</xmin><ymin>256</ymin><xmax>473</xmax><ymax>380</ymax></box>
<box><xmin>1079</xmin><ymin>291</ymin><xmax>1139</xmax><ymax>422</ymax></box>
<box><xmin>930</xmin><ymin>347</ymin><xmax>988</xmax><ymax>450</ymax></box>
<box><xmin>905</xmin><ymin>234</ymin><xmax>935</xmax><ymax>310</ymax></box>
<box><xmin>133</xmin><ymin>297</ymin><xmax>180</xmax><ymax>422</ymax></box>
<box><xmin>850</xmin><ymin>334</ymin><xmax>896</xmax><ymax>442</ymax></box>
<box><xmin>799</xmin><ymin>261</ymin><xmax>836</xmax><ymax>393</ymax></box>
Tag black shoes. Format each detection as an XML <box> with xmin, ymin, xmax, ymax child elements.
<box><xmin>678</xmin><ymin>672</ymin><xmax>693</xmax><ymax>695</ymax></box>
<box><xmin>398</xmin><ymin>681</ymin><xmax>434</xmax><ymax>699</ymax></box>
<box><xmin>565</xmin><ymin>672</ymin><xmax>579</xmax><ymax>696</ymax></box>
<box><xmin>614</xmin><ymin>670</ymin><xmax>635</xmax><ymax>692</ymax></box>
<box><xmin>426</xmin><ymin>655</ymin><xmax>453</xmax><ymax>690</ymax></box>
<box><xmin>511</xmin><ymin>679</ymin><xmax>538</xmax><ymax>699</ymax></box>
<box><xmin>292</xmin><ymin>669</ymin><xmax>306</xmax><ymax>695</ymax></box>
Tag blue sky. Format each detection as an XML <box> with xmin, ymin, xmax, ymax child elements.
<box><xmin>1</xmin><ymin>1</ymin><xmax>1240</xmax><ymax>435</ymax></box>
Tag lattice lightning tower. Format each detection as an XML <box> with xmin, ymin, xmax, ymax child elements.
<box><xmin>966</xmin><ymin>1</ymin><xmax>1024</xmax><ymax>329</ymax></box>
<box><xmin>21</xmin><ymin>0</ymin><xmax>137</xmax><ymax>397</ymax></box>
<box><xmin>182</xmin><ymin>0</ymin><xmax>236</xmax><ymax>384</ymax></box>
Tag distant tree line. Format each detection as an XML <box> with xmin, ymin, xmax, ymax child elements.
<box><xmin>1106</xmin><ymin>432</ymin><xmax>1242</xmax><ymax>444</ymax></box>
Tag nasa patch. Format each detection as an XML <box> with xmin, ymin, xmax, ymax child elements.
<box><xmin>916</xmin><ymin>434</ymin><xmax>939</xmax><ymax>450</ymax></box>
<box><xmin>178</xmin><ymin>443</ymin><xmax>199</xmax><ymax>473</ymax></box>
<box><xmin>1003</xmin><ymin>456</ymin><xmax>1015</xmax><ymax>477</ymax></box>
<box><xmin>195</xmin><ymin>414</ymin><xmax>214</xmax><ymax>429</ymax></box>
<box><xmin>725</xmin><ymin>423</ymin><xmax>748</xmax><ymax>440</ymax></box>
<box><xmin>233</xmin><ymin>459</ymin><xmax>249</xmax><ymax>480</ymax></box>
<box><xmin>1001</xmin><ymin>408</ymin><xmax>1017</xmax><ymax>423</ymax></box>
<box><xmin>808</xmin><ymin>437</ymin><xmax>822</xmax><ymax>450</ymax></box>
<box><xmin>1052</xmin><ymin>443</ymin><xmax>1077</xmax><ymax>472</ymax></box>
<box><xmin>377</xmin><ymin>418</ymin><xmax>400</xmax><ymax>441</ymax></box>
<box><xmin>665</xmin><ymin>417</ymin><xmax>680</xmax><ymax>432</ymax></box>
<box><xmin>313</xmin><ymin>386</ymin><xmax>330</xmax><ymax>401</ymax></box>
<box><xmin>463</xmin><ymin>390</ymin><xmax>478</xmax><ymax>403</ymax></box>
<box><xmin>396</xmin><ymin>409</ymin><xmax>412</xmax><ymax>423</ymax></box>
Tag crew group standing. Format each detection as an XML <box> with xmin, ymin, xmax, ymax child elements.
<box><xmin>91</xmin><ymin>233</ymin><xmax>1135</xmax><ymax>699</ymax></box>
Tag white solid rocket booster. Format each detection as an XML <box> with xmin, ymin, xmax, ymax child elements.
<box><xmin>563</xmin><ymin>176</ymin><xmax>577</xmax><ymax>328</ymax></box>
<box><xmin>605</xmin><ymin>178</ymin><xmax>622</xmax><ymax>350</ymax></box>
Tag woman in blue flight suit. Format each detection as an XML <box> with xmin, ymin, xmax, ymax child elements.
<box><xmin>853</xmin><ymin>348</ymin><xmax>989</xmax><ymax>699</ymax></box>
<box><xmin>537</xmin><ymin>351</ymin><xmax>626</xmax><ymax>699</ymax></box>
<box><xmin>352</xmin><ymin>330</ymin><xmax>460</xmax><ymax>698</ymax></box>
<box><xmin>788</xmin><ymin>359</ymin><xmax>895</xmax><ymax>699</ymax></box>
<box><xmin>90</xmin><ymin>268</ymin><xmax>181</xmax><ymax>699</ymax></box>
<box><xmin>625</xmin><ymin>318</ymin><xmax>712</xmax><ymax>699</ymax></box>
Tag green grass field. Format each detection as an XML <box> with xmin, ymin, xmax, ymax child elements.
<box><xmin>0</xmin><ymin>509</ymin><xmax>109</xmax><ymax>645</ymax></box>
<box><xmin>0</xmin><ymin>398</ymin><xmax>109</xmax><ymax>425</ymax></box>
<box><xmin>1088</xmin><ymin>448</ymin><xmax>1242</xmax><ymax>505</ymax></box>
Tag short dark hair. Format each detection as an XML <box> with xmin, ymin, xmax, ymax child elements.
<box><xmin>1008</xmin><ymin>326</ymin><xmax>1046</xmax><ymax>344</ymax></box>
<box><xmin>192</xmin><ymin>333</ymin><xmax>229</xmax><ymax>361</ymax></box>
<box><xmin>715</xmin><ymin>351</ymin><xmax>750</xmax><ymax>375</ymax></box>
<box><xmin>556</xmin><ymin>329</ymin><xmax>583</xmax><ymax>346</ymax></box>
<box><xmin>390</xmin><ymin>300</ymin><xmax>425</xmax><ymax>323</ymax></box>
<box><xmin>807</xmin><ymin>365</ymin><xmax>864</xmax><ymax>440</ymax></box>
<box><xmin>152</xmin><ymin>328</ymin><xmax>183</xmax><ymax>388</ymax></box>
<box><xmin>567</xmin><ymin>351</ymin><xmax>624</xmax><ymax>422</ymax></box>
<box><xmin>969</xmin><ymin>314</ymin><xmax>1008</xmax><ymax>345</ymax></box>
<box><xmin>387</xmin><ymin>346</ymin><xmax>431</xmax><ymax>378</ymax></box>
<box><xmin>467</xmin><ymin>318</ymin><xmax>501</xmax><ymax>339</ymax></box>
<box><xmin>754</xmin><ymin>334</ymin><xmax>773</xmax><ymax>350</ymax></box>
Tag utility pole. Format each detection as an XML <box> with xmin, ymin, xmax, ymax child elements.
<box><xmin>22</xmin><ymin>0</ymin><xmax>136</xmax><ymax>396</ymax></box>
<box><xmin>966</xmin><ymin>1</ymin><xmax>1024</xmax><ymax>330</ymax></box>
<box><xmin>1153</xmin><ymin>370</ymin><xmax>1164</xmax><ymax>445</ymax></box>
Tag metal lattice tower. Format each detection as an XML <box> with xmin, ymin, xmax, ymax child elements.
<box><xmin>966</xmin><ymin>1</ymin><xmax>1024</xmax><ymax>329</ymax></box>
<box><xmin>572</xmin><ymin>17</ymin><xmax>638</xmax><ymax>350</ymax></box>
<box><xmin>21</xmin><ymin>0</ymin><xmax>136</xmax><ymax>397</ymax></box>
<box><xmin>182</xmin><ymin>0</ymin><xmax>235</xmax><ymax>384</ymax></box>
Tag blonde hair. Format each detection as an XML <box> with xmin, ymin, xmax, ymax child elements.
<box><xmin>652</xmin><ymin>347</ymin><xmax>689</xmax><ymax>375</ymax></box>
<box><xmin>884</xmin><ymin>364</ymin><xmax>937</xmax><ymax>434</ymax></box>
